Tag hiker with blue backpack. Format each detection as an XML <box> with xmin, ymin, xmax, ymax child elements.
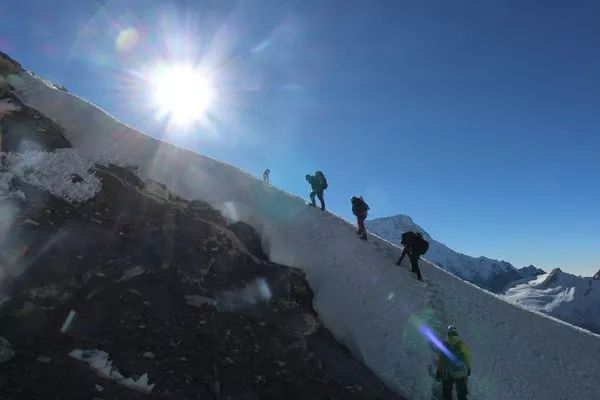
<box><xmin>396</xmin><ymin>231</ymin><xmax>429</xmax><ymax>281</ymax></box>
<box><xmin>436</xmin><ymin>324</ymin><xmax>472</xmax><ymax>400</ymax></box>
<box><xmin>305</xmin><ymin>171</ymin><xmax>328</xmax><ymax>211</ymax></box>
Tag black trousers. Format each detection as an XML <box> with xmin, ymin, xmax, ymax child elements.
<box><xmin>442</xmin><ymin>377</ymin><xmax>468</xmax><ymax>400</ymax></box>
<box><xmin>310</xmin><ymin>190</ymin><xmax>325</xmax><ymax>210</ymax></box>
<box><xmin>409</xmin><ymin>254</ymin><xmax>422</xmax><ymax>280</ymax></box>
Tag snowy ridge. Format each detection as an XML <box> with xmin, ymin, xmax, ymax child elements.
<box><xmin>367</xmin><ymin>215</ymin><xmax>523</xmax><ymax>292</ymax></box>
<box><xmin>504</xmin><ymin>268</ymin><xmax>600</xmax><ymax>334</ymax></box>
<box><xmin>14</xmin><ymin>72</ymin><xmax>600</xmax><ymax>400</ymax></box>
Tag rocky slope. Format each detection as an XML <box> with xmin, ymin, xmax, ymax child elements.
<box><xmin>366</xmin><ymin>214</ymin><xmax>524</xmax><ymax>293</ymax></box>
<box><xmin>0</xmin><ymin>63</ymin><xmax>400</xmax><ymax>399</ymax></box>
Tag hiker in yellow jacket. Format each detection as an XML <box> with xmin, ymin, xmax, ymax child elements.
<box><xmin>436</xmin><ymin>325</ymin><xmax>472</xmax><ymax>400</ymax></box>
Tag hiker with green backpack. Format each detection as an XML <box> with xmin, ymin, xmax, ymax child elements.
<box><xmin>305</xmin><ymin>171</ymin><xmax>328</xmax><ymax>211</ymax></box>
<box><xmin>436</xmin><ymin>324</ymin><xmax>472</xmax><ymax>400</ymax></box>
<box><xmin>396</xmin><ymin>231</ymin><xmax>429</xmax><ymax>281</ymax></box>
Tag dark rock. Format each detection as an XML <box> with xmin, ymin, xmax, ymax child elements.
<box><xmin>541</xmin><ymin>268</ymin><xmax>562</xmax><ymax>287</ymax></box>
<box><xmin>229</xmin><ymin>221</ymin><xmax>268</xmax><ymax>261</ymax></box>
<box><xmin>519</xmin><ymin>265</ymin><xmax>546</xmax><ymax>277</ymax></box>
<box><xmin>70</xmin><ymin>174</ymin><xmax>84</xmax><ymax>183</ymax></box>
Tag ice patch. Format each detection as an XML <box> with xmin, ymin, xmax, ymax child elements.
<box><xmin>117</xmin><ymin>265</ymin><xmax>146</xmax><ymax>282</ymax></box>
<box><xmin>0</xmin><ymin>336</ymin><xmax>15</xmax><ymax>363</ymax></box>
<box><xmin>5</xmin><ymin>149</ymin><xmax>101</xmax><ymax>203</ymax></box>
<box><xmin>69</xmin><ymin>349</ymin><xmax>154</xmax><ymax>393</ymax></box>
<box><xmin>60</xmin><ymin>310</ymin><xmax>77</xmax><ymax>334</ymax></box>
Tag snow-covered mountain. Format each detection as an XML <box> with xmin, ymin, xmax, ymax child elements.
<box><xmin>4</xmin><ymin>52</ymin><xmax>600</xmax><ymax>400</ymax></box>
<box><xmin>366</xmin><ymin>214</ymin><xmax>523</xmax><ymax>292</ymax></box>
<box><xmin>518</xmin><ymin>264</ymin><xmax>546</xmax><ymax>277</ymax></box>
<box><xmin>504</xmin><ymin>268</ymin><xmax>600</xmax><ymax>334</ymax></box>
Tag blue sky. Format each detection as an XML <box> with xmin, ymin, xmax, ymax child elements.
<box><xmin>2</xmin><ymin>0</ymin><xmax>599</xmax><ymax>275</ymax></box>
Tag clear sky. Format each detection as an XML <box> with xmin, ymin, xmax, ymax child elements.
<box><xmin>2</xmin><ymin>0</ymin><xmax>599</xmax><ymax>276</ymax></box>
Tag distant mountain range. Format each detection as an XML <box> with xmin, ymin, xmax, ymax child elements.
<box><xmin>367</xmin><ymin>214</ymin><xmax>600</xmax><ymax>334</ymax></box>
<box><xmin>366</xmin><ymin>214</ymin><xmax>536</xmax><ymax>293</ymax></box>
<box><xmin>504</xmin><ymin>268</ymin><xmax>600</xmax><ymax>334</ymax></box>
<box><xmin>518</xmin><ymin>265</ymin><xmax>546</xmax><ymax>277</ymax></box>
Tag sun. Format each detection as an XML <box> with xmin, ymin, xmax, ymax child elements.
<box><xmin>151</xmin><ymin>64</ymin><xmax>215</xmax><ymax>126</ymax></box>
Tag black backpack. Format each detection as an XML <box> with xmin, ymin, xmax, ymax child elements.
<box><xmin>413</xmin><ymin>232</ymin><xmax>429</xmax><ymax>255</ymax></box>
<box><xmin>402</xmin><ymin>231</ymin><xmax>429</xmax><ymax>256</ymax></box>
<box><xmin>401</xmin><ymin>231</ymin><xmax>417</xmax><ymax>246</ymax></box>
<box><xmin>351</xmin><ymin>196</ymin><xmax>369</xmax><ymax>215</ymax></box>
<box><xmin>315</xmin><ymin>171</ymin><xmax>328</xmax><ymax>189</ymax></box>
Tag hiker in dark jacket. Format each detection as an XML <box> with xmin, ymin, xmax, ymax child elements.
<box><xmin>436</xmin><ymin>324</ymin><xmax>472</xmax><ymax>400</ymax></box>
<box><xmin>396</xmin><ymin>231</ymin><xmax>428</xmax><ymax>281</ymax></box>
<box><xmin>351</xmin><ymin>196</ymin><xmax>369</xmax><ymax>240</ymax></box>
<box><xmin>263</xmin><ymin>168</ymin><xmax>270</xmax><ymax>183</ymax></box>
<box><xmin>305</xmin><ymin>171</ymin><xmax>327</xmax><ymax>210</ymax></box>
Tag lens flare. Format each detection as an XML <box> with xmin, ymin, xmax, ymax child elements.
<box><xmin>418</xmin><ymin>324</ymin><xmax>459</xmax><ymax>364</ymax></box>
<box><xmin>116</xmin><ymin>28</ymin><xmax>140</xmax><ymax>52</ymax></box>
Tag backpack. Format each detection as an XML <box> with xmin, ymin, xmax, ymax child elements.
<box><xmin>351</xmin><ymin>196</ymin><xmax>369</xmax><ymax>215</ymax></box>
<box><xmin>413</xmin><ymin>232</ymin><xmax>429</xmax><ymax>255</ymax></box>
<box><xmin>315</xmin><ymin>171</ymin><xmax>328</xmax><ymax>190</ymax></box>
<box><xmin>401</xmin><ymin>231</ymin><xmax>417</xmax><ymax>247</ymax></box>
<box><xmin>445</xmin><ymin>340</ymin><xmax>469</xmax><ymax>379</ymax></box>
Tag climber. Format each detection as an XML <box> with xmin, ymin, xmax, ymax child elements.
<box><xmin>305</xmin><ymin>171</ymin><xmax>328</xmax><ymax>211</ymax></box>
<box><xmin>351</xmin><ymin>196</ymin><xmax>370</xmax><ymax>240</ymax></box>
<box><xmin>436</xmin><ymin>324</ymin><xmax>472</xmax><ymax>400</ymax></box>
<box><xmin>396</xmin><ymin>231</ymin><xmax>428</xmax><ymax>281</ymax></box>
<box><xmin>263</xmin><ymin>168</ymin><xmax>270</xmax><ymax>183</ymax></box>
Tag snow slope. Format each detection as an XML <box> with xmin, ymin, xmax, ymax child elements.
<box><xmin>12</xmin><ymin>71</ymin><xmax>600</xmax><ymax>400</ymax></box>
<box><xmin>504</xmin><ymin>268</ymin><xmax>600</xmax><ymax>334</ymax></box>
<box><xmin>367</xmin><ymin>215</ymin><xmax>523</xmax><ymax>292</ymax></box>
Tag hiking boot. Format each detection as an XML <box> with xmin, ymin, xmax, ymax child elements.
<box><xmin>360</xmin><ymin>234</ymin><xmax>367</xmax><ymax>241</ymax></box>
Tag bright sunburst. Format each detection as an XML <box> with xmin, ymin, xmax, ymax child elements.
<box><xmin>151</xmin><ymin>64</ymin><xmax>215</xmax><ymax>126</ymax></box>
